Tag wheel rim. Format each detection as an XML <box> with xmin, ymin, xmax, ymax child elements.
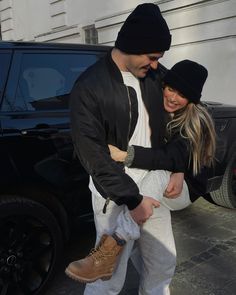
<box><xmin>0</xmin><ymin>215</ymin><xmax>55</xmax><ymax>295</ymax></box>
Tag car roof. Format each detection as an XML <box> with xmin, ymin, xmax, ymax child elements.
<box><xmin>0</xmin><ymin>40</ymin><xmax>111</xmax><ymax>52</ymax></box>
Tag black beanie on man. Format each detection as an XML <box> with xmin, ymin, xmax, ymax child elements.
<box><xmin>163</xmin><ymin>60</ymin><xmax>208</xmax><ymax>104</ymax></box>
<box><xmin>115</xmin><ymin>3</ymin><xmax>171</xmax><ymax>54</ymax></box>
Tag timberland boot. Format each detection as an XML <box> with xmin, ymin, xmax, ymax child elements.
<box><xmin>65</xmin><ymin>234</ymin><xmax>124</xmax><ymax>283</ymax></box>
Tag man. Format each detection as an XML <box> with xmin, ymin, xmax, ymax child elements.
<box><xmin>67</xmin><ymin>3</ymin><xmax>183</xmax><ymax>294</ymax></box>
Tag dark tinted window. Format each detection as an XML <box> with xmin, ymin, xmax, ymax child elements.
<box><xmin>0</xmin><ymin>52</ymin><xmax>11</xmax><ymax>100</ymax></box>
<box><xmin>10</xmin><ymin>52</ymin><xmax>100</xmax><ymax>111</ymax></box>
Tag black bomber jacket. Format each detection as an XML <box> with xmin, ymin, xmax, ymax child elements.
<box><xmin>70</xmin><ymin>50</ymin><xmax>168</xmax><ymax>210</ymax></box>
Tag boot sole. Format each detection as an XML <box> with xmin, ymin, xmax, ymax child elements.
<box><xmin>65</xmin><ymin>267</ymin><xmax>112</xmax><ymax>283</ymax></box>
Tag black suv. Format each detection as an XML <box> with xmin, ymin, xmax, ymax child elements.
<box><xmin>0</xmin><ymin>41</ymin><xmax>110</xmax><ymax>295</ymax></box>
<box><xmin>0</xmin><ymin>41</ymin><xmax>236</xmax><ymax>295</ymax></box>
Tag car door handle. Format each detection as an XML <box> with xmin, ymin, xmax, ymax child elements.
<box><xmin>21</xmin><ymin>128</ymin><xmax>58</xmax><ymax>136</ymax></box>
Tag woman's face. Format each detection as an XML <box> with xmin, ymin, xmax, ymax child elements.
<box><xmin>163</xmin><ymin>86</ymin><xmax>189</xmax><ymax>113</ymax></box>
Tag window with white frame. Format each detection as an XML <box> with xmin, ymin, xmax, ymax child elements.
<box><xmin>84</xmin><ymin>25</ymin><xmax>98</xmax><ymax>44</ymax></box>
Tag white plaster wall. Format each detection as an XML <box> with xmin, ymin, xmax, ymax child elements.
<box><xmin>0</xmin><ymin>0</ymin><xmax>51</xmax><ymax>40</ymax></box>
<box><xmin>160</xmin><ymin>0</ymin><xmax>236</xmax><ymax>105</ymax></box>
<box><xmin>67</xmin><ymin>0</ymin><xmax>148</xmax><ymax>27</ymax></box>
<box><xmin>162</xmin><ymin>38</ymin><xmax>236</xmax><ymax>104</ymax></box>
<box><xmin>0</xmin><ymin>0</ymin><xmax>235</xmax><ymax>104</ymax></box>
<box><xmin>96</xmin><ymin>0</ymin><xmax>236</xmax><ymax>105</ymax></box>
<box><xmin>0</xmin><ymin>0</ymin><xmax>151</xmax><ymax>42</ymax></box>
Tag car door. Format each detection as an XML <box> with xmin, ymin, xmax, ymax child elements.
<box><xmin>0</xmin><ymin>48</ymin><xmax>104</xmax><ymax>215</ymax></box>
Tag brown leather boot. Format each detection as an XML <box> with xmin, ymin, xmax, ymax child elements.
<box><xmin>65</xmin><ymin>234</ymin><xmax>124</xmax><ymax>283</ymax></box>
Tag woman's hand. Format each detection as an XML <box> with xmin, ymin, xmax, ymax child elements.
<box><xmin>108</xmin><ymin>144</ymin><xmax>127</xmax><ymax>162</ymax></box>
<box><xmin>164</xmin><ymin>172</ymin><xmax>184</xmax><ymax>198</ymax></box>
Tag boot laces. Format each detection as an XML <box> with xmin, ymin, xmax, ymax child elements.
<box><xmin>88</xmin><ymin>246</ymin><xmax>114</xmax><ymax>263</ymax></box>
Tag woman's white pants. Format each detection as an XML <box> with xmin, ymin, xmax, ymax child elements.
<box><xmin>84</xmin><ymin>170</ymin><xmax>191</xmax><ymax>295</ymax></box>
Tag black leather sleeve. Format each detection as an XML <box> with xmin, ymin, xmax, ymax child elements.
<box><xmin>131</xmin><ymin>134</ymin><xmax>190</xmax><ymax>173</ymax></box>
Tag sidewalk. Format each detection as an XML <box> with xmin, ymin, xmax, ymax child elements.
<box><xmin>121</xmin><ymin>198</ymin><xmax>236</xmax><ymax>294</ymax></box>
<box><xmin>46</xmin><ymin>197</ymin><xmax>236</xmax><ymax>295</ymax></box>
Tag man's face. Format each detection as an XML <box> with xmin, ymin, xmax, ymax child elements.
<box><xmin>125</xmin><ymin>52</ymin><xmax>164</xmax><ymax>78</ymax></box>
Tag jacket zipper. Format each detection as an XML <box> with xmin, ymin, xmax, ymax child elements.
<box><xmin>102</xmin><ymin>85</ymin><xmax>132</xmax><ymax>214</ymax></box>
<box><xmin>126</xmin><ymin>85</ymin><xmax>132</xmax><ymax>148</ymax></box>
<box><xmin>102</xmin><ymin>197</ymin><xmax>110</xmax><ymax>214</ymax></box>
<box><xmin>103</xmin><ymin>86</ymin><xmax>132</xmax><ymax>214</ymax></box>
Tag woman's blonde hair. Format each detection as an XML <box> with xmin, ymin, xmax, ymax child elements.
<box><xmin>167</xmin><ymin>103</ymin><xmax>216</xmax><ymax>175</ymax></box>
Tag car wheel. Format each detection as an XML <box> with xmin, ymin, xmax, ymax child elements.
<box><xmin>210</xmin><ymin>153</ymin><xmax>236</xmax><ymax>209</ymax></box>
<box><xmin>0</xmin><ymin>195</ymin><xmax>63</xmax><ymax>295</ymax></box>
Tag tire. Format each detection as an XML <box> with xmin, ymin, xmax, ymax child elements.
<box><xmin>0</xmin><ymin>195</ymin><xmax>63</xmax><ymax>295</ymax></box>
<box><xmin>210</xmin><ymin>153</ymin><xmax>236</xmax><ymax>209</ymax></box>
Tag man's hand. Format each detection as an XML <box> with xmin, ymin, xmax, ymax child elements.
<box><xmin>130</xmin><ymin>196</ymin><xmax>160</xmax><ymax>225</ymax></box>
<box><xmin>164</xmin><ymin>172</ymin><xmax>184</xmax><ymax>198</ymax></box>
<box><xmin>108</xmin><ymin>144</ymin><xmax>127</xmax><ymax>162</ymax></box>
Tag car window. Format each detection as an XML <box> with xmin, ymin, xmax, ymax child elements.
<box><xmin>0</xmin><ymin>52</ymin><xmax>11</xmax><ymax>101</ymax></box>
<box><xmin>7</xmin><ymin>52</ymin><xmax>100</xmax><ymax>111</ymax></box>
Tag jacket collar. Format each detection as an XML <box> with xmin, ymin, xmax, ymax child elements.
<box><xmin>105</xmin><ymin>49</ymin><xmax>124</xmax><ymax>84</ymax></box>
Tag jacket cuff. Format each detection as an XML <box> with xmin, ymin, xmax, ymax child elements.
<box><xmin>124</xmin><ymin>145</ymin><xmax>135</xmax><ymax>167</ymax></box>
<box><xmin>125</xmin><ymin>193</ymin><xmax>143</xmax><ymax>210</ymax></box>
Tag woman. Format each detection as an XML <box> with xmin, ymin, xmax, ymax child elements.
<box><xmin>66</xmin><ymin>59</ymin><xmax>216</xmax><ymax>283</ymax></box>
<box><xmin>109</xmin><ymin>59</ymin><xmax>216</xmax><ymax>211</ymax></box>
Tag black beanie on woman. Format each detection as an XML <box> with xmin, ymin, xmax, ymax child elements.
<box><xmin>163</xmin><ymin>60</ymin><xmax>208</xmax><ymax>104</ymax></box>
<box><xmin>115</xmin><ymin>3</ymin><xmax>171</xmax><ymax>54</ymax></box>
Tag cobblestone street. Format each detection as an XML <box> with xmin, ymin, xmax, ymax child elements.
<box><xmin>45</xmin><ymin>197</ymin><xmax>236</xmax><ymax>295</ymax></box>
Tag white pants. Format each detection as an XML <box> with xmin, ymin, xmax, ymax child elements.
<box><xmin>84</xmin><ymin>170</ymin><xmax>191</xmax><ymax>295</ymax></box>
<box><xmin>140</xmin><ymin>170</ymin><xmax>191</xmax><ymax>211</ymax></box>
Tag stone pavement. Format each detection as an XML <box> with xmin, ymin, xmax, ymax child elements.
<box><xmin>45</xmin><ymin>197</ymin><xmax>236</xmax><ymax>295</ymax></box>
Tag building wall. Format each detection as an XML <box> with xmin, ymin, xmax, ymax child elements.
<box><xmin>0</xmin><ymin>0</ymin><xmax>236</xmax><ymax>104</ymax></box>
<box><xmin>96</xmin><ymin>0</ymin><xmax>236</xmax><ymax>105</ymax></box>
<box><xmin>161</xmin><ymin>0</ymin><xmax>236</xmax><ymax>105</ymax></box>
<box><xmin>0</xmin><ymin>0</ymin><xmax>149</xmax><ymax>43</ymax></box>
